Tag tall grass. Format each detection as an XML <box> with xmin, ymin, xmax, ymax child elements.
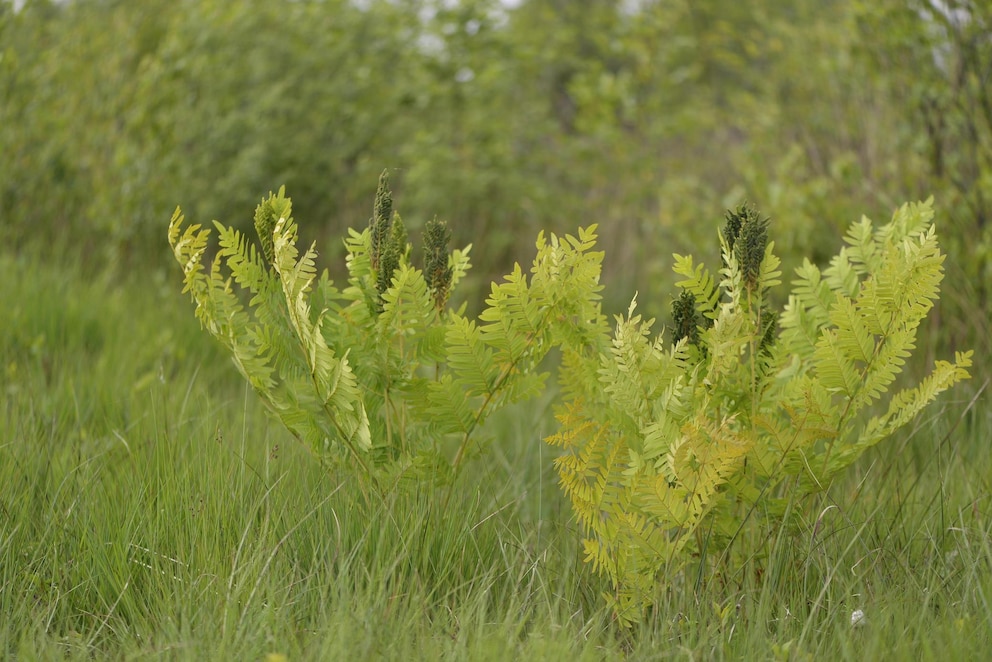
<box><xmin>1</xmin><ymin>252</ymin><xmax>989</xmax><ymax>659</ymax></box>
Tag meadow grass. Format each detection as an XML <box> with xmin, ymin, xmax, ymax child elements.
<box><xmin>1</xmin><ymin>251</ymin><xmax>990</xmax><ymax>660</ymax></box>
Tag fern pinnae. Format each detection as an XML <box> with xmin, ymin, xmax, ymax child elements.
<box><xmin>828</xmin><ymin>293</ymin><xmax>876</xmax><ymax>365</ymax></box>
<box><xmin>600</xmin><ymin>303</ymin><xmax>654</xmax><ymax>430</ymax></box>
<box><xmin>445</xmin><ymin>314</ymin><xmax>500</xmax><ymax>398</ymax></box>
<box><xmin>372</xmin><ymin>264</ymin><xmax>435</xmax><ymax>452</ymax></box>
<box><xmin>844</xmin><ymin>217</ymin><xmax>880</xmax><ymax>275</ymax></box>
<box><xmin>448</xmin><ymin>245</ymin><xmax>473</xmax><ymax>293</ymax></box>
<box><xmin>447</xmin><ymin>224</ymin><xmax>606</xmax><ymax>475</ymax></box>
<box><xmin>879</xmin><ymin>196</ymin><xmax>935</xmax><ymax>245</ymax></box>
<box><xmin>214</xmin><ymin>223</ymin><xmax>270</xmax><ymax>295</ymax></box>
<box><xmin>168</xmin><ymin>209</ymin><xmax>210</xmax><ymax>289</ymax></box>
<box><xmin>779</xmin><ymin>295</ymin><xmax>823</xmax><ymax>360</ymax></box>
<box><xmin>269</xmin><ymin>204</ymin><xmax>374</xmax><ymax>472</ymax></box>
<box><xmin>823</xmin><ymin>247</ymin><xmax>861</xmax><ymax>298</ymax></box>
<box><xmin>673</xmin><ymin>253</ymin><xmax>720</xmax><ymax>320</ymax></box>
<box><xmin>376</xmin><ymin>263</ymin><xmax>433</xmax><ymax>345</ymax></box>
<box><xmin>790</xmin><ymin>259</ymin><xmax>833</xmax><ymax>329</ymax></box>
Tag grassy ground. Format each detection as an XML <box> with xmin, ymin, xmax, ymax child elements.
<box><xmin>1</xmin><ymin>251</ymin><xmax>990</xmax><ymax>660</ymax></box>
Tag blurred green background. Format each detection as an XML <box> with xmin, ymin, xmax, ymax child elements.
<box><xmin>1</xmin><ymin>0</ymin><xmax>989</xmax><ymax>348</ymax></box>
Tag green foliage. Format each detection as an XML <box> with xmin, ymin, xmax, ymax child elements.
<box><xmin>851</xmin><ymin>0</ymin><xmax>992</xmax><ymax>353</ymax></box>
<box><xmin>6</xmin><ymin>0</ymin><xmax>992</xmax><ymax>361</ymax></box>
<box><xmin>546</xmin><ymin>198</ymin><xmax>972</xmax><ymax>625</ymax></box>
<box><xmin>168</xmin><ymin>180</ymin><xmax>605</xmax><ymax>489</ymax></box>
<box><xmin>0</xmin><ymin>3</ymin><xmax>874</xmax><ymax>283</ymax></box>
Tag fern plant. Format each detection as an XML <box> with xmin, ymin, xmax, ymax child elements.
<box><xmin>168</xmin><ymin>172</ymin><xmax>605</xmax><ymax>491</ymax></box>
<box><xmin>546</xmin><ymin>199</ymin><xmax>972</xmax><ymax>625</ymax></box>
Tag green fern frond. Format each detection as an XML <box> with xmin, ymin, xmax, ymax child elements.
<box><xmin>598</xmin><ymin>303</ymin><xmax>654</xmax><ymax>432</ymax></box>
<box><xmin>449</xmin><ymin>245</ymin><xmax>472</xmax><ymax>292</ymax></box>
<box><xmin>844</xmin><ymin>217</ymin><xmax>880</xmax><ymax>275</ymax></box>
<box><xmin>831</xmin><ymin>350</ymin><xmax>972</xmax><ymax>477</ymax></box>
<box><xmin>812</xmin><ymin>329</ymin><xmax>862</xmax><ymax>398</ymax></box>
<box><xmin>757</xmin><ymin>241</ymin><xmax>783</xmax><ymax>291</ymax></box>
<box><xmin>168</xmin><ymin>209</ymin><xmax>210</xmax><ymax>297</ymax></box>
<box><xmin>892</xmin><ymin>225</ymin><xmax>944</xmax><ymax>317</ymax></box>
<box><xmin>673</xmin><ymin>253</ymin><xmax>720</xmax><ymax>319</ymax></box>
<box><xmin>851</xmin><ymin>327</ymin><xmax>913</xmax><ymax>412</ymax></box>
<box><xmin>445</xmin><ymin>314</ymin><xmax>500</xmax><ymax>397</ymax></box>
<box><xmin>779</xmin><ymin>294</ymin><xmax>825</xmax><ymax>359</ymax></box>
<box><xmin>717</xmin><ymin>235</ymin><xmax>746</xmax><ymax>311</ymax></box>
<box><xmin>420</xmin><ymin>375</ymin><xmax>476</xmax><ymax>435</ymax></box>
<box><xmin>827</xmin><ymin>294</ymin><xmax>875</xmax><ymax>365</ymax></box>
<box><xmin>376</xmin><ymin>263</ymin><xmax>434</xmax><ymax>345</ymax></box>
<box><xmin>790</xmin><ymin>259</ymin><xmax>833</xmax><ymax>325</ymax></box>
<box><xmin>479</xmin><ymin>263</ymin><xmax>542</xmax><ymax>363</ymax></box>
<box><xmin>215</xmin><ymin>222</ymin><xmax>272</xmax><ymax>296</ymax></box>
<box><xmin>822</xmin><ymin>247</ymin><xmax>860</xmax><ymax>298</ymax></box>
<box><xmin>878</xmin><ymin>197</ymin><xmax>935</xmax><ymax>245</ymax></box>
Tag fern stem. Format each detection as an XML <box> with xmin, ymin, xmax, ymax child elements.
<box><xmin>820</xmin><ymin>323</ymin><xmax>890</xmax><ymax>474</ymax></box>
<box><xmin>301</xmin><ymin>362</ymin><xmax>378</xmax><ymax>496</ymax></box>
<box><xmin>445</xmin><ymin>325</ymin><xmax>544</xmax><ymax>509</ymax></box>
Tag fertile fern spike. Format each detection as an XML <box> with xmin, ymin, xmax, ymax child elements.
<box><xmin>390</xmin><ymin>211</ymin><xmax>409</xmax><ymax>260</ymax></box>
<box><xmin>423</xmin><ymin>216</ymin><xmax>453</xmax><ymax>312</ymax></box>
<box><xmin>758</xmin><ymin>305</ymin><xmax>776</xmax><ymax>355</ymax></box>
<box><xmin>375</xmin><ymin>211</ymin><xmax>408</xmax><ymax>302</ymax></box>
<box><xmin>253</xmin><ymin>190</ymin><xmax>280</xmax><ymax>266</ymax></box>
<box><xmin>369</xmin><ymin>169</ymin><xmax>393</xmax><ymax>271</ymax></box>
<box><xmin>671</xmin><ymin>289</ymin><xmax>701</xmax><ymax>348</ymax></box>
<box><xmin>722</xmin><ymin>205</ymin><xmax>743</xmax><ymax>254</ymax></box>
<box><xmin>723</xmin><ymin>202</ymin><xmax>769</xmax><ymax>288</ymax></box>
<box><xmin>377</xmin><ymin>233</ymin><xmax>400</xmax><ymax>302</ymax></box>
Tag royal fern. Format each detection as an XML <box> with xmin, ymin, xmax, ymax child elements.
<box><xmin>547</xmin><ymin>200</ymin><xmax>971</xmax><ymax>625</ymax></box>
<box><xmin>169</xmin><ymin>174</ymin><xmax>605</xmax><ymax>489</ymax></box>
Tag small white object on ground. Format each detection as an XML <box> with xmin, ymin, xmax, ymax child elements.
<box><xmin>850</xmin><ymin>609</ymin><xmax>866</xmax><ymax>628</ymax></box>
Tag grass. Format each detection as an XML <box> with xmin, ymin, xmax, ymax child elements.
<box><xmin>1</xmin><ymin>250</ymin><xmax>990</xmax><ymax>660</ymax></box>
